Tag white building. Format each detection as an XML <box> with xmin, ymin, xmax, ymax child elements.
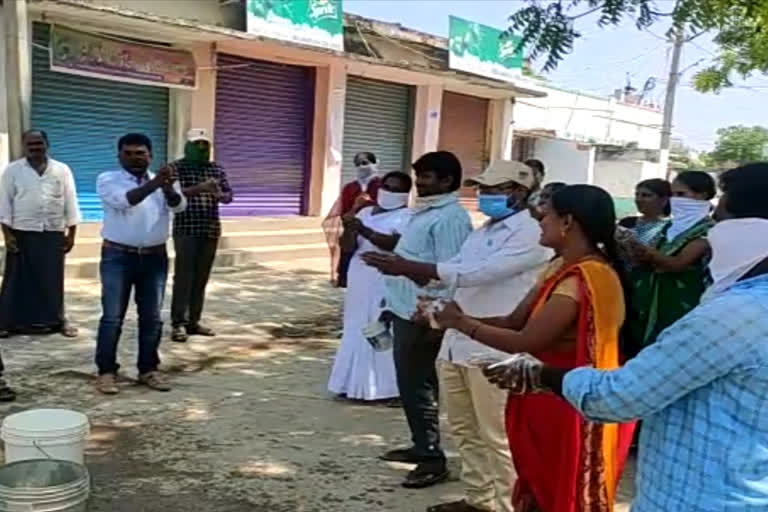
<box><xmin>511</xmin><ymin>82</ymin><xmax>664</xmax><ymax>209</ymax></box>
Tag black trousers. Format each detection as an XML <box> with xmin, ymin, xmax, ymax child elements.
<box><xmin>171</xmin><ymin>236</ymin><xmax>218</xmax><ymax>329</ymax></box>
<box><xmin>391</xmin><ymin>315</ymin><xmax>445</xmax><ymax>460</ymax></box>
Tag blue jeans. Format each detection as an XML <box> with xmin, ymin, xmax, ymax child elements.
<box><xmin>95</xmin><ymin>246</ymin><xmax>168</xmax><ymax>375</ymax></box>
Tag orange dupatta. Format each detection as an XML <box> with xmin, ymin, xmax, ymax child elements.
<box><xmin>505</xmin><ymin>259</ymin><xmax>635</xmax><ymax>512</ymax></box>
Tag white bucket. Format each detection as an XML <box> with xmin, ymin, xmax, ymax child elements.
<box><xmin>0</xmin><ymin>459</ymin><xmax>90</xmax><ymax>511</ymax></box>
<box><xmin>1</xmin><ymin>410</ymin><xmax>89</xmax><ymax>465</ymax></box>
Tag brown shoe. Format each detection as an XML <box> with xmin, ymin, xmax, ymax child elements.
<box><xmin>137</xmin><ymin>372</ymin><xmax>171</xmax><ymax>392</ymax></box>
<box><xmin>97</xmin><ymin>374</ymin><xmax>119</xmax><ymax>395</ymax></box>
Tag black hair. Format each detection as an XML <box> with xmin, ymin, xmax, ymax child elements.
<box><xmin>22</xmin><ymin>129</ymin><xmax>49</xmax><ymax>146</ymax></box>
<box><xmin>674</xmin><ymin>171</ymin><xmax>716</xmax><ymax>200</ymax></box>
<box><xmin>637</xmin><ymin>178</ymin><xmax>672</xmax><ymax>216</ymax></box>
<box><xmin>412</xmin><ymin>151</ymin><xmax>463</xmax><ymax>192</ymax></box>
<box><xmin>551</xmin><ymin>184</ymin><xmax>620</xmax><ymax>269</ymax></box>
<box><xmin>542</xmin><ymin>182</ymin><xmax>567</xmax><ymax>194</ymax></box>
<box><xmin>382</xmin><ymin>171</ymin><xmax>412</xmax><ymax>192</ymax></box>
<box><xmin>354</xmin><ymin>152</ymin><xmax>377</xmax><ymax>165</ymax></box>
<box><xmin>525</xmin><ymin>158</ymin><xmax>546</xmax><ymax>177</ymax></box>
<box><xmin>719</xmin><ymin>163</ymin><xmax>768</xmax><ymax>219</ymax></box>
<box><xmin>118</xmin><ymin>133</ymin><xmax>153</xmax><ymax>153</ymax></box>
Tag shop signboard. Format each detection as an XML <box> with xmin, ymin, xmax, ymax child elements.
<box><xmin>49</xmin><ymin>26</ymin><xmax>196</xmax><ymax>89</ymax></box>
<box><xmin>448</xmin><ymin>16</ymin><xmax>524</xmax><ymax>83</ymax></box>
<box><xmin>246</xmin><ymin>0</ymin><xmax>344</xmax><ymax>51</ymax></box>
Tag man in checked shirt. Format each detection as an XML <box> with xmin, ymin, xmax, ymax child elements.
<box><xmin>169</xmin><ymin>128</ymin><xmax>233</xmax><ymax>343</ymax></box>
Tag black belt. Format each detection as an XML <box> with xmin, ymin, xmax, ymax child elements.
<box><xmin>103</xmin><ymin>240</ymin><xmax>166</xmax><ymax>255</ymax></box>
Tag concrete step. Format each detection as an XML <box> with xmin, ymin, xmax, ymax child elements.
<box><xmin>0</xmin><ymin>217</ymin><xmax>332</xmax><ymax>278</ymax></box>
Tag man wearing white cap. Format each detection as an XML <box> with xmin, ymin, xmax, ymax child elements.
<box><xmin>169</xmin><ymin>128</ymin><xmax>233</xmax><ymax>343</ymax></box>
<box><xmin>368</xmin><ymin>160</ymin><xmax>552</xmax><ymax>512</ymax></box>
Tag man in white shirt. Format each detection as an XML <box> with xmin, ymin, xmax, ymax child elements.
<box><xmin>94</xmin><ymin>133</ymin><xmax>186</xmax><ymax>395</ymax></box>
<box><xmin>370</xmin><ymin>161</ymin><xmax>552</xmax><ymax>512</ymax></box>
<box><xmin>0</xmin><ymin>129</ymin><xmax>81</xmax><ymax>339</ymax></box>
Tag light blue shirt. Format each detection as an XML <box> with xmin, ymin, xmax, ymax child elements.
<box><xmin>97</xmin><ymin>169</ymin><xmax>186</xmax><ymax>248</ymax></box>
<box><xmin>384</xmin><ymin>194</ymin><xmax>472</xmax><ymax>320</ymax></box>
<box><xmin>563</xmin><ymin>274</ymin><xmax>768</xmax><ymax>512</ymax></box>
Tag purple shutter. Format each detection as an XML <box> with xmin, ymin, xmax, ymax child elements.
<box><xmin>214</xmin><ymin>54</ymin><xmax>314</xmax><ymax>216</ymax></box>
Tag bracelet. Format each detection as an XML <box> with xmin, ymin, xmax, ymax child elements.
<box><xmin>469</xmin><ymin>320</ymin><xmax>482</xmax><ymax>340</ymax></box>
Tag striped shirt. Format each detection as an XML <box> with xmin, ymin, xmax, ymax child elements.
<box><xmin>383</xmin><ymin>194</ymin><xmax>472</xmax><ymax>320</ymax></box>
<box><xmin>563</xmin><ymin>274</ymin><xmax>768</xmax><ymax>511</ymax></box>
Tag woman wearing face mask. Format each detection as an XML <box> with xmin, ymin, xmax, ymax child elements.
<box><xmin>624</xmin><ymin>171</ymin><xmax>715</xmax><ymax>355</ymax></box>
<box><xmin>328</xmin><ymin>171</ymin><xmax>413</xmax><ymax>402</ymax></box>
<box><xmin>433</xmin><ymin>185</ymin><xmax>634</xmax><ymax>512</ymax></box>
<box><xmin>322</xmin><ymin>152</ymin><xmax>382</xmax><ymax>287</ymax></box>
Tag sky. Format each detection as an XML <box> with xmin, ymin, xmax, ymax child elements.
<box><xmin>345</xmin><ymin>0</ymin><xmax>768</xmax><ymax>150</ymax></box>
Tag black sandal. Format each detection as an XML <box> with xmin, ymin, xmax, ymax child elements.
<box><xmin>402</xmin><ymin>461</ymin><xmax>449</xmax><ymax>489</ymax></box>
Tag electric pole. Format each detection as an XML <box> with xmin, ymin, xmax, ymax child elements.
<box><xmin>660</xmin><ymin>29</ymin><xmax>684</xmax><ymax>179</ymax></box>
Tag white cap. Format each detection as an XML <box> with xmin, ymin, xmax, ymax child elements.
<box><xmin>187</xmin><ymin>128</ymin><xmax>211</xmax><ymax>143</ymax></box>
<box><xmin>464</xmin><ymin>160</ymin><xmax>536</xmax><ymax>189</ymax></box>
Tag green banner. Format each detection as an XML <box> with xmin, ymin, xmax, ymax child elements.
<box><xmin>448</xmin><ymin>16</ymin><xmax>523</xmax><ymax>83</ymax></box>
<box><xmin>50</xmin><ymin>26</ymin><xmax>196</xmax><ymax>89</ymax></box>
<box><xmin>247</xmin><ymin>0</ymin><xmax>343</xmax><ymax>51</ymax></box>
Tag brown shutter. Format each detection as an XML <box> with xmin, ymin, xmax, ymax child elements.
<box><xmin>438</xmin><ymin>92</ymin><xmax>489</xmax><ymax>210</ymax></box>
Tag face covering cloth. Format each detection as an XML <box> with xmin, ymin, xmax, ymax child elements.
<box><xmin>703</xmin><ymin>218</ymin><xmax>768</xmax><ymax>300</ymax></box>
<box><xmin>667</xmin><ymin>197</ymin><xmax>711</xmax><ymax>241</ymax></box>
<box><xmin>377</xmin><ymin>190</ymin><xmax>409</xmax><ymax>210</ymax></box>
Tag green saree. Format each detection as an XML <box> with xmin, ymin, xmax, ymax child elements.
<box><xmin>624</xmin><ymin>218</ymin><xmax>714</xmax><ymax>356</ymax></box>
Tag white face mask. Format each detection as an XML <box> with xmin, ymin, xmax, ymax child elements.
<box><xmin>667</xmin><ymin>197</ymin><xmax>711</xmax><ymax>241</ymax></box>
<box><xmin>377</xmin><ymin>189</ymin><xmax>409</xmax><ymax>210</ymax></box>
<box><xmin>703</xmin><ymin>218</ymin><xmax>768</xmax><ymax>300</ymax></box>
<box><xmin>357</xmin><ymin>164</ymin><xmax>375</xmax><ymax>180</ymax></box>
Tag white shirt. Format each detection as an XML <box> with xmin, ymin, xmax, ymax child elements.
<box><xmin>97</xmin><ymin>169</ymin><xmax>187</xmax><ymax>248</ymax></box>
<box><xmin>0</xmin><ymin>157</ymin><xmax>81</xmax><ymax>232</ymax></box>
<box><xmin>436</xmin><ymin>210</ymin><xmax>553</xmax><ymax>365</ymax></box>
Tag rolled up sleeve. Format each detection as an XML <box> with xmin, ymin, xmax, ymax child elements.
<box><xmin>97</xmin><ymin>173</ymin><xmax>131</xmax><ymax>211</ymax></box>
<box><xmin>167</xmin><ymin>181</ymin><xmax>187</xmax><ymax>214</ymax></box>
<box><xmin>562</xmin><ymin>296</ymin><xmax>752</xmax><ymax>423</ymax></box>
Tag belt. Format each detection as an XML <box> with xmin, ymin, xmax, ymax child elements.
<box><xmin>103</xmin><ymin>240</ymin><xmax>166</xmax><ymax>255</ymax></box>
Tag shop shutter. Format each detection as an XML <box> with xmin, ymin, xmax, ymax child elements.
<box><xmin>31</xmin><ymin>23</ymin><xmax>169</xmax><ymax>222</ymax></box>
<box><xmin>438</xmin><ymin>91</ymin><xmax>489</xmax><ymax>210</ymax></box>
<box><xmin>342</xmin><ymin>77</ymin><xmax>413</xmax><ymax>185</ymax></box>
<box><xmin>214</xmin><ymin>54</ymin><xmax>313</xmax><ymax>216</ymax></box>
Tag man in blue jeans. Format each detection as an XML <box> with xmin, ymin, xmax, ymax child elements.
<box><xmin>94</xmin><ymin>133</ymin><xmax>186</xmax><ymax>395</ymax></box>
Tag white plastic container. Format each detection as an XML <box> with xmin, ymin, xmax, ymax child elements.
<box><xmin>0</xmin><ymin>459</ymin><xmax>90</xmax><ymax>512</ymax></box>
<box><xmin>1</xmin><ymin>410</ymin><xmax>89</xmax><ymax>465</ymax></box>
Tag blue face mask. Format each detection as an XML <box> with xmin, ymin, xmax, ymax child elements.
<box><xmin>478</xmin><ymin>194</ymin><xmax>518</xmax><ymax>220</ymax></box>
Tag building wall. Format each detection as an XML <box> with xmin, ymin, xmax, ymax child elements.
<box><xmin>91</xmin><ymin>0</ymin><xmax>231</xmax><ymax>26</ymax></box>
<box><xmin>0</xmin><ymin>12</ymin><xmax>9</xmax><ymax>169</ymax></box>
<box><xmin>532</xmin><ymin>138</ymin><xmax>593</xmax><ymax>185</ymax></box>
<box><xmin>593</xmin><ymin>156</ymin><xmax>662</xmax><ymax>197</ymax></box>
<box><xmin>515</xmin><ymin>85</ymin><xmax>662</xmax><ymax>150</ymax></box>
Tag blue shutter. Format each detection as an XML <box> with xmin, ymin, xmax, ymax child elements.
<box><xmin>31</xmin><ymin>23</ymin><xmax>169</xmax><ymax>221</ymax></box>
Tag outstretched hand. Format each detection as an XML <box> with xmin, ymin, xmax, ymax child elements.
<box><xmin>480</xmin><ymin>354</ymin><xmax>546</xmax><ymax>394</ymax></box>
<box><xmin>361</xmin><ymin>252</ymin><xmax>406</xmax><ymax>276</ymax></box>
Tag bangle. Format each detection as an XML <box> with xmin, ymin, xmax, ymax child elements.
<box><xmin>469</xmin><ymin>320</ymin><xmax>482</xmax><ymax>340</ymax></box>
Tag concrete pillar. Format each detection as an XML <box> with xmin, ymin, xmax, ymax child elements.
<box><xmin>410</xmin><ymin>84</ymin><xmax>442</xmax><ymax>162</ymax></box>
<box><xmin>586</xmin><ymin>146</ymin><xmax>597</xmax><ymax>185</ymax></box>
<box><xmin>309</xmin><ymin>62</ymin><xmax>346</xmax><ymax>217</ymax></box>
<box><xmin>4</xmin><ymin>0</ymin><xmax>32</xmax><ymax>160</ymax></box>
<box><xmin>488</xmin><ymin>97</ymin><xmax>514</xmax><ymax>162</ymax></box>
<box><xmin>190</xmin><ymin>44</ymin><xmax>216</xmax><ymax>155</ymax></box>
<box><xmin>0</xmin><ymin>8</ymin><xmax>9</xmax><ymax>169</ymax></box>
<box><xmin>168</xmin><ymin>89</ymin><xmax>192</xmax><ymax>160</ymax></box>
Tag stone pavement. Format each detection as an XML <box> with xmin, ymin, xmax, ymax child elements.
<box><xmin>0</xmin><ymin>260</ymin><xmax>633</xmax><ymax>511</ymax></box>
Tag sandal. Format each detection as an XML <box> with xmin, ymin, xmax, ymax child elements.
<box><xmin>137</xmin><ymin>372</ymin><xmax>171</xmax><ymax>392</ymax></box>
<box><xmin>402</xmin><ymin>461</ymin><xmax>449</xmax><ymax>489</ymax></box>
<box><xmin>61</xmin><ymin>324</ymin><xmax>79</xmax><ymax>338</ymax></box>
<box><xmin>380</xmin><ymin>447</ymin><xmax>434</xmax><ymax>464</ymax></box>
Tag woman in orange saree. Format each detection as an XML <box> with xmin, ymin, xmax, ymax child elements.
<box><xmin>435</xmin><ymin>184</ymin><xmax>635</xmax><ymax>512</ymax></box>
